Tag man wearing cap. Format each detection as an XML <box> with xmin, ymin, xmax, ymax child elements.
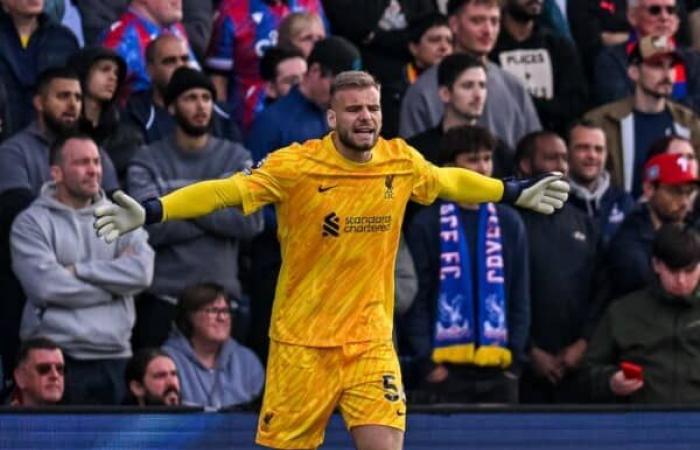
<box><xmin>607</xmin><ymin>151</ymin><xmax>699</xmax><ymax>298</ymax></box>
<box><xmin>592</xmin><ymin>0</ymin><xmax>700</xmax><ymax>111</ymax></box>
<box><xmin>585</xmin><ymin>35</ymin><xmax>700</xmax><ymax>198</ymax></box>
<box><xmin>126</xmin><ymin>67</ymin><xmax>263</xmax><ymax>349</ymax></box>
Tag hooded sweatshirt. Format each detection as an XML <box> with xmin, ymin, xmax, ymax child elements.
<box><xmin>11</xmin><ymin>182</ymin><xmax>154</xmax><ymax>359</ymax></box>
<box><xmin>163</xmin><ymin>330</ymin><xmax>264</xmax><ymax>409</ymax></box>
<box><xmin>69</xmin><ymin>46</ymin><xmax>144</xmax><ymax>182</ymax></box>
<box><xmin>568</xmin><ymin>170</ymin><xmax>635</xmax><ymax>248</ymax></box>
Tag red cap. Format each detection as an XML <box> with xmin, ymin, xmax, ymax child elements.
<box><xmin>644</xmin><ymin>153</ymin><xmax>699</xmax><ymax>185</ymax></box>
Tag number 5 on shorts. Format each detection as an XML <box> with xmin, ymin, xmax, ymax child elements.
<box><xmin>383</xmin><ymin>374</ymin><xmax>401</xmax><ymax>402</ymax></box>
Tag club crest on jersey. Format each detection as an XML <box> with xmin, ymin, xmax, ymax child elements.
<box><xmin>384</xmin><ymin>175</ymin><xmax>395</xmax><ymax>199</ymax></box>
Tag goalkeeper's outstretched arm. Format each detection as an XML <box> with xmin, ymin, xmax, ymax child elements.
<box><xmin>94</xmin><ymin>176</ymin><xmax>243</xmax><ymax>243</ymax></box>
<box><xmin>436</xmin><ymin>167</ymin><xmax>569</xmax><ymax>214</ymax></box>
<box><xmin>95</xmin><ymin>167</ymin><xmax>569</xmax><ymax>243</ymax></box>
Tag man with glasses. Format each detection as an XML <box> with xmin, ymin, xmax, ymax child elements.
<box><xmin>593</xmin><ymin>0</ymin><xmax>700</xmax><ymax>111</ymax></box>
<box><xmin>586</xmin><ymin>35</ymin><xmax>700</xmax><ymax>197</ymax></box>
<box><xmin>10</xmin><ymin>338</ymin><xmax>64</xmax><ymax>407</ymax></box>
<box><xmin>162</xmin><ymin>283</ymin><xmax>264</xmax><ymax>409</ymax></box>
<box><xmin>608</xmin><ymin>152</ymin><xmax>699</xmax><ymax>298</ymax></box>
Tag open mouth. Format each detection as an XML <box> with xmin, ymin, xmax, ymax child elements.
<box><xmin>354</xmin><ymin>128</ymin><xmax>375</xmax><ymax>136</ymax></box>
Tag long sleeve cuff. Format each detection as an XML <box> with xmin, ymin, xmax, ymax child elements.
<box><xmin>143</xmin><ymin>198</ymin><xmax>163</xmax><ymax>225</ymax></box>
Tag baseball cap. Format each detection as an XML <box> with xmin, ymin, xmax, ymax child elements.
<box><xmin>165</xmin><ymin>67</ymin><xmax>217</xmax><ymax>106</ymax></box>
<box><xmin>628</xmin><ymin>35</ymin><xmax>682</xmax><ymax>65</ymax></box>
<box><xmin>307</xmin><ymin>36</ymin><xmax>362</xmax><ymax>76</ymax></box>
<box><xmin>644</xmin><ymin>152</ymin><xmax>699</xmax><ymax>185</ymax></box>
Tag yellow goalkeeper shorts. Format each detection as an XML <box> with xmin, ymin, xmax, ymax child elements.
<box><xmin>255</xmin><ymin>339</ymin><xmax>406</xmax><ymax>449</ymax></box>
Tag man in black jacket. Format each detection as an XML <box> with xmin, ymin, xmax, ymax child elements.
<box><xmin>516</xmin><ymin>130</ymin><xmax>608</xmax><ymax>403</ymax></box>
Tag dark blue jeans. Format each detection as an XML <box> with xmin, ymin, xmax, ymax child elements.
<box><xmin>64</xmin><ymin>357</ymin><xmax>129</xmax><ymax>405</ymax></box>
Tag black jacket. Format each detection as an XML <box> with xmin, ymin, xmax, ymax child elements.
<box><xmin>491</xmin><ymin>24</ymin><xmax>588</xmax><ymax>135</ymax></box>
<box><xmin>568</xmin><ymin>174</ymin><xmax>635</xmax><ymax>249</ymax></box>
<box><xmin>0</xmin><ymin>77</ymin><xmax>7</xmax><ymax>143</ymax></box>
<box><xmin>407</xmin><ymin>125</ymin><xmax>514</xmax><ymax>177</ymax></box>
<box><xmin>520</xmin><ymin>203</ymin><xmax>607</xmax><ymax>353</ymax></box>
<box><xmin>606</xmin><ymin>204</ymin><xmax>655</xmax><ymax>299</ymax></box>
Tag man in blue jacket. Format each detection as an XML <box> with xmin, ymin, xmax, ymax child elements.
<box><xmin>402</xmin><ymin>125</ymin><xmax>530</xmax><ymax>403</ymax></box>
<box><xmin>567</xmin><ymin>119</ymin><xmax>635</xmax><ymax>248</ymax></box>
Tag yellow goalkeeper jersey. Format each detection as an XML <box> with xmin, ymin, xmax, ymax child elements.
<box><xmin>232</xmin><ymin>133</ymin><xmax>441</xmax><ymax>346</ymax></box>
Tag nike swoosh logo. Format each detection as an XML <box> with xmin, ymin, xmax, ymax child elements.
<box><xmin>396</xmin><ymin>410</ymin><xmax>406</xmax><ymax>416</ymax></box>
<box><xmin>318</xmin><ymin>185</ymin><xmax>338</xmax><ymax>193</ymax></box>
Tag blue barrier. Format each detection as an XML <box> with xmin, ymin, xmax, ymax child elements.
<box><xmin>3</xmin><ymin>407</ymin><xmax>700</xmax><ymax>449</ymax></box>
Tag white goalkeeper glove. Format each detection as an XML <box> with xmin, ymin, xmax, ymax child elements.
<box><xmin>94</xmin><ymin>191</ymin><xmax>146</xmax><ymax>243</ymax></box>
<box><xmin>502</xmin><ymin>172</ymin><xmax>570</xmax><ymax>214</ymax></box>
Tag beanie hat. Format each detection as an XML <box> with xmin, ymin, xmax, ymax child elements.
<box><xmin>165</xmin><ymin>67</ymin><xmax>216</xmax><ymax>106</ymax></box>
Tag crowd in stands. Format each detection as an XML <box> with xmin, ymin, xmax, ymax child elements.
<box><xmin>2</xmin><ymin>0</ymin><xmax>700</xmax><ymax>410</ymax></box>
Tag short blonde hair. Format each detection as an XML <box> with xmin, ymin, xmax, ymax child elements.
<box><xmin>330</xmin><ymin>71</ymin><xmax>381</xmax><ymax>97</ymax></box>
<box><xmin>278</xmin><ymin>12</ymin><xmax>324</xmax><ymax>49</ymax></box>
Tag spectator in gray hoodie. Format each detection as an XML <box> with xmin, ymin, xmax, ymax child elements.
<box><xmin>10</xmin><ymin>132</ymin><xmax>154</xmax><ymax>405</ymax></box>
<box><xmin>163</xmin><ymin>283</ymin><xmax>264</xmax><ymax>409</ymax></box>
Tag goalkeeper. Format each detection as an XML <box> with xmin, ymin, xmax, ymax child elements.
<box><xmin>95</xmin><ymin>71</ymin><xmax>568</xmax><ymax>450</ymax></box>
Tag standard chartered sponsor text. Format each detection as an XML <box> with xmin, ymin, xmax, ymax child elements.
<box><xmin>343</xmin><ymin>215</ymin><xmax>392</xmax><ymax>233</ymax></box>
